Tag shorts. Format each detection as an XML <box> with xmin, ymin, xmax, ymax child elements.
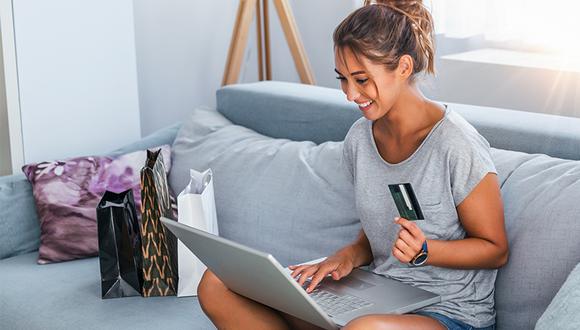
<box><xmin>414</xmin><ymin>311</ymin><xmax>496</xmax><ymax>330</ymax></box>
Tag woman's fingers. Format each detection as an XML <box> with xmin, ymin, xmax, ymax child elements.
<box><xmin>395</xmin><ymin>217</ymin><xmax>425</xmax><ymax>241</ymax></box>
<box><xmin>306</xmin><ymin>264</ymin><xmax>336</xmax><ymax>293</ymax></box>
<box><xmin>332</xmin><ymin>262</ymin><xmax>353</xmax><ymax>280</ymax></box>
<box><xmin>392</xmin><ymin>246</ymin><xmax>410</xmax><ymax>263</ymax></box>
<box><xmin>297</xmin><ymin>265</ymin><xmax>320</xmax><ymax>286</ymax></box>
<box><xmin>290</xmin><ymin>264</ymin><xmax>313</xmax><ymax>278</ymax></box>
<box><xmin>399</xmin><ymin>228</ymin><xmax>422</xmax><ymax>252</ymax></box>
<box><xmin>290</xmin><ymin>253</ymin><xmax>356</xmax><ymax>291</ymax></box>
<box><xmin>393</xmin><ymin>217</ymin><xmax>426</xmax><ymax>265</ymax></box>
<box><xmin>395</xmin><ymin>237</ymin><xmax>415</xmax><ymax>258</ymax></box>
<box><xmin>292</xmin><ymin>265</ymin><xmax>311</xmax><ymax>282</ymax></box>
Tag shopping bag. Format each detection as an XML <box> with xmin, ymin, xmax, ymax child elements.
<box><xmin>176</xmin><ymin>168</ymin><xmax>219</xmax><ymax>297</ymax></box>
<box><xmin>140</xmin><ymin>148</ymin><xmax>178</xmax><ymax>297</ymax></box>
<box><xmin>96</xmin><ymin>189</ymin><xmax>143</xmax><ymax>299</ymax></box>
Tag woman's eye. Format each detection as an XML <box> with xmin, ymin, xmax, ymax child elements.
<box><xmin>335</xmin><ymin>76</ymin><xmax>367</xmax><ymax>85</ymax></box>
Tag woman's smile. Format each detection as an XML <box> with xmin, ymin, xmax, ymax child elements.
<box><xmin>357</xmin><ymin>99</ymin><xmax>374</xmax><ymax>111</ymax></box>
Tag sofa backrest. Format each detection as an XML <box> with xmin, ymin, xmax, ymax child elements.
<box><xmin>217</xmin><ymin>81</ymin><xmax>580</xmax><ymax>161</ymax></box>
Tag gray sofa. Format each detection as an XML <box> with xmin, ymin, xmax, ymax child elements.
<box><xmin>1</xmin><ymin>81</ymin><xmax>579</xmax><ymax>329</ymax></box>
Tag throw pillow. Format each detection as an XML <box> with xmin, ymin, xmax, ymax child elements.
<box><xmin>169</xmin><ymin>107</ymin><xmax>361</xmax><ymax>267</ymax></box>
<box><xmin>490</xmin><ymin>148</ymin><xmax>580</xmax><ymax>329</ymax></box>
<box><xmin>22</xmin><ymin>146</ymin><xmax>171</xmax><ymax>264</ymax></box>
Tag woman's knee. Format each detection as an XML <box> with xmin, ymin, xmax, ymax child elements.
<box><xmin>197</xmin><ymin>269</ymin><xmax>227</xmax><ymax>314</ymax></box>
<box><xmin>344</xmin><ymin>314</ymin><xmax>446</xmax><ymax>330</ymax></box>
<box><xmin>343</xmin><ymin>315</ymin><xmax>398</xmax><ymax>330</ymax></box>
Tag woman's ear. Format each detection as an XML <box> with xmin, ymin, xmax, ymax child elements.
<box><xmin>397</xmin><ymin>55</ymin><xmax>414</xmax><ymax>79</ymax></box>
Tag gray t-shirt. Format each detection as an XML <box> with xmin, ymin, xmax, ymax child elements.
<box><xmin>342</xmin><ymin>106</ymin><xmax>498</xmax><ymax>328</ymax></box>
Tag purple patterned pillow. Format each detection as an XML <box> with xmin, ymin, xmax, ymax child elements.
<box><xmin>22</xmin><ymin>146</ymin><xmax>171</xmax><ymax>264</ymax></box>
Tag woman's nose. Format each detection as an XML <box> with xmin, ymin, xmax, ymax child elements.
<box><xmin>345</xmin><ymin>85</ymin><xmax>360</xmax><ymax>102</ymax></box>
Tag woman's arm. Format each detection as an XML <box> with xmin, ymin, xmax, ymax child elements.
<box><xmin>340</xmin><ymin>228</ymin><xmax>374</xmax><ymax>268</ymax></box>
<box><xmin>393</xmin><ymin>173</ymin><xmax>509</xmax><ymax>269</ymax></box>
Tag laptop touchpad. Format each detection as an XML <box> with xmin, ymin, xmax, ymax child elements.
<box><xmin>338</xmin><ymin>276</ymin><xmax>375</xmax><ymax>290</ymax></box>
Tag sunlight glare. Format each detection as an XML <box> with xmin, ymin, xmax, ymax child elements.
<box><xmin>501</xmin><ymin>1</ymin><xmax>580</xmax><ymax>55</ymax></box>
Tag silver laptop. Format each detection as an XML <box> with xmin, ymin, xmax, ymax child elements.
<box><xmin>161</xmin><ymin>218</ymin><xmax>440</xmax><ymax>330</ymax></box>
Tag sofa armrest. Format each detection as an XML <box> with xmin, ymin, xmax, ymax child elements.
<box><xmin>0</xmin><ymin>174</ymin><xmax>40</xmax><ymax>260</ymax></box>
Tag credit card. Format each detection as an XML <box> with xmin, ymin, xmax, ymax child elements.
<box><xmin>388</xmin><ymin>183</ymin><xmax>424</xmax><ymax>221</ymax></box>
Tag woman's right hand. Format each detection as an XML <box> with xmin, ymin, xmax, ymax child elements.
<box><xmin>288</xmin><ymin>251</ymin><xmax>355</xmax><ymax>293</ymax></box>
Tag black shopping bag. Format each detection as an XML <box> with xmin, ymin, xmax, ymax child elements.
<box><xmin>96</xmin><ymin>189</ymin><xmax>143</xmax><ymax>299</ymax></box>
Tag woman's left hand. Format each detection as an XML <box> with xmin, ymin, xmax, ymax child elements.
<box><xmin>392</xmin><ymin>217</ymin><xmax>427</xmax><ymax>264</ymax></box>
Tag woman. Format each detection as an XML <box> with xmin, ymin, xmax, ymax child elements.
<box><xmin>198</xmin><ymin>1</ymin><xmax>508</xmax><ymax>329</ymax></box>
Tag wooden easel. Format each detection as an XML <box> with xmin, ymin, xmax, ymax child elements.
<box><xmin>222</xmin><ymin>0</ymin><xmax>315</xmax><ymax>86</ymax></box>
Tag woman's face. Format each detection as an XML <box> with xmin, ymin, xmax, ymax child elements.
<box><xmin>334</xmin><ymin>47</ymin><xmax>405</xmax><ymax>121</ymax></box>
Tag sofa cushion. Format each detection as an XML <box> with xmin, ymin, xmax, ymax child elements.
<box><xmin>535</xmin><ymin>262</ymin><xmax>580</xmax><ymax>329</ymax></box>
<box><xmin>169</xmin><ymin>106</ymin><xmax>361</xmax><ymax>267</ymax></box>
<box><xmin>491</xmin><ymin>148</ymin><xmax>580</xmax><ymax>329</ymax></box>
<box><xmin>0</xmin><ymin>252</ymin><xmax>213</xmax><ymax>329</ymax></box>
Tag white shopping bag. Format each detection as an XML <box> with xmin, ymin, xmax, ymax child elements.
<box><xmin>177</xmin><ymin>168</ymin><xmax>219</xmax><ymax>297</ymax></box>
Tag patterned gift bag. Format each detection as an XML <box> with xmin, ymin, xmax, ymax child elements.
<box><xmin>140</xmin><ymin>149</ymin><xmax>178</xmax><ymax>297</ymax></box>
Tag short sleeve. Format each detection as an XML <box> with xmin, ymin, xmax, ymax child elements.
<box><xmin>341</xmin><ymin>132</ymin><xmax>355</xmax><ymax>184</ymax></box>
<box><xmin>449</xmin><ymin>133</ymin><xmax>497</xmax><ymax>207</ymax></box>
<box><xmin>341</xmin><ymin>118</ymin><xmax>366</xmax><ymax>185</ymax></box>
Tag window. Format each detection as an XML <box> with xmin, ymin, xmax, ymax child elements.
<box><xmin>430</xmin><ymin>0</ymin><xmax>580</xmax><ymax>56</ymax></box>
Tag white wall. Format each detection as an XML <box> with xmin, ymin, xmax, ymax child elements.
<box><xmin>3</xmin><ymin>0</ymin><xmax>577</xmax><ymax>168</ymax></box>
<box><xmin>264</xmin><ymin>0</ymin><xmax>354</xmax><ymax>88</ymax></box>
<box><xmin>134</xmin><ymin>1</ymin><xmax>580</xmax><ymax>138</ymax></box>
<box><xmin>133</xmin><ymin>0</ymin><xmax>238</xmax><ymax>136</ymax></box>
<box><xmin>6</xmin><ymin>0</ymin><xmax>141</xmax><ymax>167</ymax></box>
<box><xmin>133</xmin><ymin>0</ymin><xmax>355</xmax><ymax>136</ymax></box>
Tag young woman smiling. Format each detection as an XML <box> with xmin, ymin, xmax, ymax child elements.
<box><xmin>197</xmin><ymin>1</ymin><xmax>508</xmax><ymax>329</ymax></box>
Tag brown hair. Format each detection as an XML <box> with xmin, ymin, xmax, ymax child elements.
<box><xmin>333</xmin><ymin>0</ymin><xmax>435</xmax><ymax>83</ymax></box>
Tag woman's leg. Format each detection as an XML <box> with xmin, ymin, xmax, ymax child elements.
<box><xmin>278</xmin><ymin>311</ymin><xmax>326</xmax><ymax>330</ymax></box>
<box><xmin>197</xmin><ymin>269</ymin><xmax>290</xmax><ymax>329</ymax></box>
<box><xmin>198</xmin><ymin>269</ymin><xmax>446</xmax><ymax>330</ymax></box>
<box><xmin>343</xmin><ymin>314</ymin><xmax>447</xmax><ymax>330</ymax></box>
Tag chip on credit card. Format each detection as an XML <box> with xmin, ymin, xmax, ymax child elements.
<box><xmin>388</xmin><ymin>183</ymin><xmax>424</xmax><ymax>221</ymax></box>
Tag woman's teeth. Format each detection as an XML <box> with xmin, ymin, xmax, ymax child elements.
<box><xmin>358</xmin><ymin>100</ymin><xmax>373</xmax><ymax>109</ymax></box>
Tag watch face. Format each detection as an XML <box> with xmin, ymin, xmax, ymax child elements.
<box><xmin>413</xmin><ymin>253</ymin><xmax>428</xmax><ymax>266</ymax></box>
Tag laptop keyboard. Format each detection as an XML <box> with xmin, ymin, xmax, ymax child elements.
<box><xmin>309</xmin><ymin>289</ymin><xmax>373</xmax><ymax>317</ymax></box>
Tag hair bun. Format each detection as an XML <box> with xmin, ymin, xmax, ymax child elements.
<box><xmin>359</xmin><ymin>0</ymin><xmax>435</xmax><ymax>75</ymax></box>
<box><xmin>364</xmin><ymin>0</ymin><xmax>424</xmax><ymax>16</ymax></box>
